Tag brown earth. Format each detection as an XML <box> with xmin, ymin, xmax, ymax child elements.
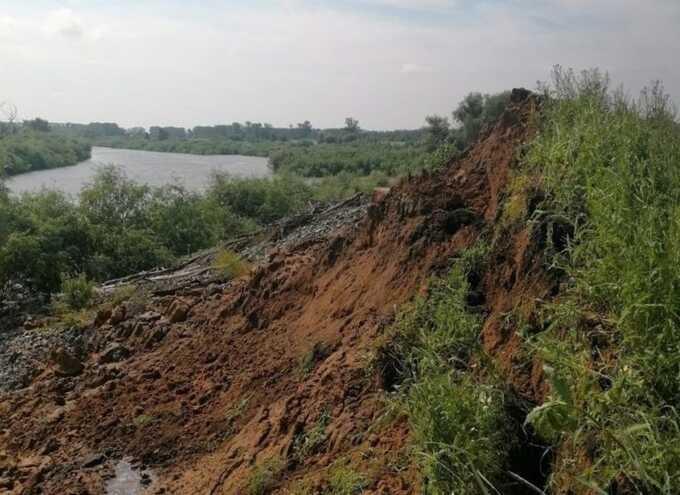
<box><xmin>0</xmin><ymin>88</ymin><xmax>555</xmax><ymax>494</ymax></box>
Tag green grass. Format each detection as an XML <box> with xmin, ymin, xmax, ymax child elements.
<box><xmin>521</xmin><ymin>66</ymin><xmax>680</xmax><ymax>493</ymax></box>
<box><xmin>386</xmin><ymin>258</ymin><xmax>511</xmax><ymax>494</ymax></box>
<box><xmin>213</xmin><ymin>248</ymin><xmax>250</xmax><ymax>279</ymax></box>
<box><xmin>133</xmin><ymin>414</ymin><xmax>155</xmax><ymax>428</ymax></box>
<box><xmin>298</xmin><ymin>342</ymin><xmax>332</xmax><ymax>375</ymax></box>
<box><xmin>325</xmin><ymin>465</ymin><xmax>369</xmax><ymax>495</ymax></box>
<box><xmin>247</xmin><ymin>457</ymin><xmax>286</xmax><ymax>495</ymax></box>
<box><xmin>292</xmin><ymin>410</ymin><xmax>331</xmax><ymax>464</ymax></box>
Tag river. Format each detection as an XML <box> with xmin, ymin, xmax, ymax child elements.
<box><xmin>6</xmin><ymin>147</ymin><xmax>271</xmax><ymax>197</ymax></box>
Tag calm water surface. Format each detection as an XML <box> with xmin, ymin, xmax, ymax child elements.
<box><xmin>6</xmin><ymin>147</ymin><xmax>271</xmax><ymax>197</ymax></box>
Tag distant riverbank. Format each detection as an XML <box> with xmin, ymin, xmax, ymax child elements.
<box><xmin>6</xmin><ymin>146</ymin><xmax>271</xmax><ymax>196</ymax></box>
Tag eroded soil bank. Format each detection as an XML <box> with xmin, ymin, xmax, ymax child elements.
<box><xmin>0</xmin><ymin>89</ymin><xmax>550</xmax><ymax>494</ymax></box>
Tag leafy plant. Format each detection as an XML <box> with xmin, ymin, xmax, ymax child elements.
<box><xmin>523</xmin><ymin>66</ymin><xmax>680</xmax><ymax>492</ymax></box>
<box><xmin>386</xmin><ymin>255</ymin><xmax>512</xmax><ymax>494</ymax></box>
<box><xmin>247</xmin><ymin>457</ymin><xmax>286</xmax><ymax>495</ymax></box>
<box><xmin>298</xmin><ymin>342</ymin><xmax>332</xmax><ymax>375</ymax></box>
<box><xmin>60</xmin><ymin>273</ymin><xmax>95</xmax><ymax>310</ymax></box>
<box><xmin>213</xmin><ymin>248</ymin><xmax>250</xmax><ymax>279</ymax></box>
<box><xmin>292</xmin><ymin>410</ymin><xmax>331</xmax><ymax>463</ymax></box>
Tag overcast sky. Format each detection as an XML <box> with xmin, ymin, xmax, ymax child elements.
<box><xmin>1</xmin><ymin>0</ymin><xmax>678</xmax><ymax>130</ymax></box>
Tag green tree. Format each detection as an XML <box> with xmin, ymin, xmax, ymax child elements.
<box><xmin>148</xmin><ymin>184</ymin><xmax>221</xmax><ymax>256</ymax></box>
<box><xmin>451</xmin><ymin>91</ymin><xmax>511</xmax><ymax>150</ymax></box>
<box><xmin>0</xmin><ymin>191</ymin><xmax>92</xmax><ymax>291</ymax></box>
<box><xmin>344</xmin><ymin>117</ymin><xmax>360</xmax><ymax>133</ymax></box>
<box><xmin>25</xmin><ymin>118</ymin><xmax>50</xmax><ymax>132</ymax></box>
<box><xmin>79</xmin><ymin>166</ymin><xmax>151</xmax><ymax>229</ymax></box>
<box><xmin>423</xmin><ymin>114</ymin><xmax>450</xmax><ymax>151</ymax></box>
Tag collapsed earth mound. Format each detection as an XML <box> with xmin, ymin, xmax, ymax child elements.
<box><xmin>0</xmin><ymin>89</ymin><xmax>551</xmax><ymax>494</ymax></box>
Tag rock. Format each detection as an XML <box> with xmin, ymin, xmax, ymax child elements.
<box><xmin>138</xmin><ymin>311</ymin><xmax>161</xmax><ymax>323</ymax></box>
<box><xmin>142</xmin><ymin>369</ymin><xmax>161</xmax><ymax>381</ymax></box>
<box><xmin>99</xmin><ymin>344</ymin><xmax>131</xmax><ymax>364</ymax></box>
<box><xmin>167</xmin><ymin>302</ymin><xmax>189</xmax><ymax>324</ymax></box>
<box><xmin>117</xmin><ymin>321</ymin><xmax>135</xmax><ymax>339</ymax></box>
<box><xmin>144</xmin><ymin>326</ymin><xmax>167</xmax><ymax>349</ymax></box>
<box><xmin>94</xmin><ymin>308</ymin><xmax>112</xmax><ymax>327</ymax></box>
<box><xmin>110</xmin><ymin>305</ymin><xmax>127</xmax><ymax>325</ymax></box>
<box><xmin>205</xmin><ymin>284</ymin><xmax>222</xmax><ymax>297</ymax></box>
<box><xmin>123</xmin><ymin>301</ymin><xmax>146</xmax><ymax>319</ymax></box>
<box><xmin>82</xmin><ymin>453</ymin><xmax>105</xmax><ymax>468</ymax></box>
<box><xmin>41</xmin><ymin>438</ymin><xmax>59</xmax><ymax>455</ymax></box>
<box><xmin>50</xmin><ymin>347</ymin><xmax>84</xmax><ymax>377</ymax></box>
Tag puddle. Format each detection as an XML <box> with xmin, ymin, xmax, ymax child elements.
<box><xmin>105</xmin><ymin>458</ymin><xmax>154</xmax><ymax>495</ymax></box>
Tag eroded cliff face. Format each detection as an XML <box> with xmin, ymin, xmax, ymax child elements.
<box><xmin>0</xmin><ymin>89</ymin><xmax>551</xmax><ymax>494</ymax></box>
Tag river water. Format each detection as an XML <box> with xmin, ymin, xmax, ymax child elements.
<box><xmin>6</xmin><ymin>147</ymin><xmax>271</xmax><ymax>197</ymax></box>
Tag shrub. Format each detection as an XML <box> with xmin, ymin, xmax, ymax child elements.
<box><xmin>213</xmin><ymin>248</ymin><xmax>249</xmax><ymax>279</ymax></box>
<box><xmin>406</xmin><ymin>374</ymin><xmax>509</xmax><ymax>494</ymax></box>
<box><xmin>208</xmin><ymin>173</ymin><xmax>313</xmax><ymax>224</ymax></box>
<box><xmin>451</xmin><ymin>91</ymin><xmax>511</xmax><ymax>151</ymax></box>
<box><xmin>148</xmin><ymin>184</ymin><xmax>222</xmax><ymax>256</ymax></box>
<box><xmin>247</xmin><ymin>457</ymin><xmax>285</xmax><ymax>495</ymax></box>
<box><xmin>61</xmin><ymin>273</ymin><xmax>95</xmax><ymax>310</ymax></box>
<box><xmin>387</xmin><ymin>258</ymin><xmax>512</xmax><ymax>494</ymax></box>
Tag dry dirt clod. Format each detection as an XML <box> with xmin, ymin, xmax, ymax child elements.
<box><xmin>50</xmin><ymin>346</ymin><xmax>84</xmax><ymax>377</ymax></box>
<box><xmin>110</xmin><ymin>305</ymin><xmax>127</xmax><ymax>325</ymax></box>
<box><xmin>167</xmin><ymin>301</ymin><xmax>189</xmax><ymax>324</ymax></box>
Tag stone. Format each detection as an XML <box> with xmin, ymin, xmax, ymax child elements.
<box><xmin>167</xmin><ymin>302</ymin><xmax>189</xmax><ymax>324</ymax></box>
<box><xmin>41</xmin><ymin>438</ymin><xmax>59</xmax><ymax>455</ymax></box>
<box><xmin>94</xmin><ymin>307</ymin><xmax>112</xmax><ymax>327</ymax></box>
<box><xmin>99</xmin><ymin>344</ymin><xmax>131</xmax><ymax>364</ymax></box>
<box><xmin>82</xmin><ymin>453</ymin><xmax>105</xmax><ymax>468</ymax></box>
<box><xmin>50</xmin><ymin>347</ymin><xmax>84</xmax><ymax>377</ymax></box>
<box><xmin>137</xmin><ymin>311</ymin><xmax>161</xmax><ymax>323</ymax></box>
<box><xmin>144</xmin><ymin>326</ymin><xmax>167</xmax><ymax>349</ymax></box>
<box><xmin>110</xmin><ymin>305</ymin><xmax>127</xmax><ymax>325</ymax></box>
<box><xmin>123</xmin><ymin>301</ymin><xmax>146</xmax><ymax>319</ymax></box>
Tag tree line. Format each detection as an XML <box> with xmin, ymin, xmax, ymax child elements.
<box><xmin>0</xmin><ymin>108</ymin><xmax>91</xmax><ymax>176</ymax></box>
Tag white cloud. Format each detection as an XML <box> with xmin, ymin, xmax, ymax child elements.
<box><xmin>401</xmin><ymin>63</ymin><xmax>435</xmax><ymax>74</ymax></box>
<box><xmin>43</xmin><ymin>8</ymin><xmax>84</xmax><ymax>38</ymax></box>
<box><xmin>0</xmin><ymin>1</ymin><xmax>678</xmax><ymax>129</ymax></box>
<box><xmin>362</xmin><ymin>0</ymin><xmax>455</xmax><ymax>9</ymax></box>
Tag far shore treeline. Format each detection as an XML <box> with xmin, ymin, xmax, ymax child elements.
<box><xmin>0</xmin><ymin>91</ymin><xmax>510</xmax><ymax>179</ymax></box>
<box><xmin>0</xmin><ymin>91</ymin><xmax>509</xmax><ymax>294</ymax></box>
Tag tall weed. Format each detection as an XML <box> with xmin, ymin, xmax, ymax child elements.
<box><xmin>524</xmin><ymin>66</ymin><xmax>680</xmax><ymax>492</ymax></box>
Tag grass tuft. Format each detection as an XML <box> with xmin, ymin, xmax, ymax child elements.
<box><xmin>213</xmin><ymin>248</ymin><xmax>250</xmax><ymax>279</ymax></box>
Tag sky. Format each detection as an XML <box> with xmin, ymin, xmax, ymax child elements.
<box><xmin>1</xmin><ymin>0</ymin><xmax>679</xmax><ymax>130</ymax></box>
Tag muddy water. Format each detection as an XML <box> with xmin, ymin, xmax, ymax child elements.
<box><xmin>6</xmin><ymin>146</ymin><xmax>271</xmax><ymax>197</ymax></box>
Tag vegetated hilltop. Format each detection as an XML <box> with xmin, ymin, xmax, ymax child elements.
<box><xmin>2</xmin><ymin>70</ymin><xmax>679</xmax><ymax>495</ymax></box>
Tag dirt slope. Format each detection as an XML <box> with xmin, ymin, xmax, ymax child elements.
<box><xmin>0</xmin><ymin>88</ymin><xmax>547</xmax><ymax>494</ymax></box>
